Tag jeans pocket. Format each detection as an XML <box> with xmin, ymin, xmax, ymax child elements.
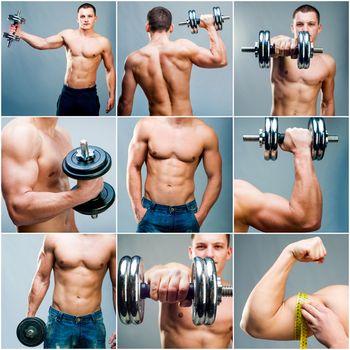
<box><xmin>191</xmin><ymin>213</ymin><xmax>200</xmax><ymax>231</ymax></box>
<box><xmin>138</xmin><ymin>208</ymin><xmax>150</xmax><ymax>225</ymax></box>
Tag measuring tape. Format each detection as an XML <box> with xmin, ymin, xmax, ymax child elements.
<box><xmin>295</xmin><ymin>292</ymin><xmax>308</xmax><ymax>349</ymax></box>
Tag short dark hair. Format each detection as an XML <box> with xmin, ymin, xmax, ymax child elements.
<box><xmin>147</xmin><ymin>7</ymin><xmax>172</xmax><ymax>32</ymax></box>
<box><xmin>191</xmin><ymin>234</ymin><xmax>231</xmax><ymax>247</ymax></box>
<box><xmin>77</xmin><ymin>3</ymin><xmax>96</xmax><ymax>16</ymax></box>
<box><xmin>293</xmin><ymin>4</ymin><xmax>320</xmax><ymax>23</ymax></box>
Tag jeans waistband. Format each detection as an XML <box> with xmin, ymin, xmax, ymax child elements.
<box><xmin>63</xmin><ymin>84</ymin><xmax>97</xmax><ymax>93</ymax></box>
<box><xmin>49</xmin><ymin>306</ymin><xmax>102</xmax><ymax>324</ymax></box>
<box><xmin>142</xmin><ymin>197</ymin><xmax>197</xmax><ymax>213</ymax></box>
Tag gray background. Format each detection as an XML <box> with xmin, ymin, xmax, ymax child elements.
<box><xmin>117</xmin><ymin>117</ymin><xmax>233</xmax><ymax>232</ymax></box>
<box><xmin>2</xmin><ymin>1</ymin><xmax>116</xmax><ymax>116</ymax></box>
<box><xmin>118</xmin><ymin>233</ymin><xmax>233</xmax><ymax>348</ymax></box>
<box><xmin>234</xmin><ymin>2</ymin><xmax>349</xmax><ymax>116</ymax></box>
<box><xmin>234</xmin><ymin>234</ymin><xmax>348</xmax><ymax>348</ymax></box>
<box><xmin>1</xmin><ymin>234</ymin><xmax>116</xmax><ymax>349</ymax></box>
<box><xmin>234</xmin><ymin>117</ymin><xmax>348</xmax><ymax>232</ymax></box>
<box><xmin>117</xmin><ymin>2</ymin><xmax>232</xmax><ymax>116</ymax></box>
<box><xmin>1</xmin><ymin>117</ymin><xmax>116</xmax><ymax>233</ymax></box>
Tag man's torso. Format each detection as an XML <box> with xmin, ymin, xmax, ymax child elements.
<box><xmin>144</xmin><ymin>119</ymin><xmax>207</xmax><ymax>205</ymax></box>
<box><xmin>52</xmin><ymin>234</ymin><xmax>114</xmax><ymax>316</ymax></box>
<box><xmin>271</xmin><ymin>54</ymin><xmax>330</xmax><ymax>115</ymax></box>
<box><xmin>129</xmin><ymin>40</ymin><xmax>193</xmax><ymax>116</ymax></box>
<box><xmin>62</xmin><ymin>29</ymin><xmax>106</xmax><ymax>89</ymax></box>
<box><xmin>160</xmin><ymin>293</ymin><xmax>232</xmax><ymax>348</ymax></box>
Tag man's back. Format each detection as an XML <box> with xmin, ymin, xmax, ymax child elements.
<box><xmin>127</xmin><ymin>39</ymin><xmax>194</xmax><ymax>116</ymax></box>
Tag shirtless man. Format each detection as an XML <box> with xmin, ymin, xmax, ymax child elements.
<box><xmin>235</xmin><ymin>127</ymin><xmax>322</xmax><ymax>232</ymax></box>
<box><xmin>118</xmin><ymin>6</ymin><xmax>227</xmax><ymax>116</ymax></box>
<box><xmin>127</xmin><ymin>118</ymin><xmax>222</xmax><ymax>232</ymax></box>
<box><xmin>145</xmin><ymin>234</ymin><xmax>232</xmax><ymax>348</ymax></box>
<box><xmin>1</xmin><ymin>117</ymin><xmax>103</xmax><ymax>232</ymax></box>
<box><xmin>27</xmin><ymin>234</ymin><xmax>116</xmax><ymax>349</ymax></box>
<box><xmin>240</xmin><ymin>237</ymin><xmax>348</xmax><ymax>349</ymax></box>
<box><xmin>11</xmin><ymin>3</ymin><xmax>115</xmax><ymax>115</ymax></box>
<box><xmin>271</xmin><ymin>4</ymin><xmax>335</xmax><ymax>116</ymax></box>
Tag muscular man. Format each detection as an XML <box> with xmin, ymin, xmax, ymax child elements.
<box><xmin>235</xmin><ymin>128</ymin><xmax>322</xmax><ymax>232</ymax></box>
<box><xmin>10</xmin><ymin>3</ymin><xmax>115</xmax><ymax>115</ymax></box>
<box><xmin>271</xmin><ymin>4</ymin><xmax>335</xmax><ymax>116</ymax></box>
<box><xmin>145</xmin><ymin>234</ymin><xmax>232</xmax><ymax>348</ymax></box>
<box><xmin>28</xmin><ymin>234</ymin><xmax>116</xmax><ymax>349</ymax></box>
<box><xmin>1</xmin><ymin>117</ymin><xmax>104</xmax><ymax>232</ymax></box>
<box><xmin>118</xmin><ymin>6</ymin><xmax>227</xmax><ymax>116</ymax></box>
<box><xmin>240</xmin><ymin>237</ymin><xmax>348</xmax><ymax>349</ymax></box>
<box><xmin>127</xmin><ymin>118</ymin><xmax>222</xmax><ymax>232</ymax></box>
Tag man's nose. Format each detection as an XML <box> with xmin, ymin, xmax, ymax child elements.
<box><xmin>206</xmin><ymin>247</ymin><xmax>215</xmax><ymax>258</ymax></box>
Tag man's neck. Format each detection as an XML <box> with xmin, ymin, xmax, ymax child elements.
<box><xmin>149</xmin><ymin>31</ymin><xmax>170</xmax><ymax>44</ymax></box>
<box><xmin>32</xmin><ymin>117</ymin><xmax>58</xmax><ymax>135</ymax></box>
<box><xmin>78</xmin><ymin>28</ymin><xmax>95</xmax><ymax>37</ymax></box>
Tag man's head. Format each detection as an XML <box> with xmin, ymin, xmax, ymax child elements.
<box><xmin>146</xmin><ymin>7</ymin><xmax>173</xmax><ymax>34</ymax></box>
<box><xmin>188</xmin><ymin>234</ymin><xmax>232</xmax><ymax>277</ymax></box>
<box><xmin>77</xmin><ymin>3</ymin><xmax>97</xmax><ymax>30</ymax></box>
<box><xmin>291</xmin><ymin>4</ymin><xmax>322</xmax><ymax>43</ymax></box>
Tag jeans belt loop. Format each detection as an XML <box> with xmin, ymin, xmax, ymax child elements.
<box><xmin>91</xmin><ymin>313</ymin><xmax>96</xmax><ymax>323</ymax></box>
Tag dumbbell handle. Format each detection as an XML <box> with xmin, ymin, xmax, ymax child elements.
<box><xmin>179</xmin><ymin>15</ymin><xmax>230</xmax><ymax>26</ymax></box>
<box><xmin>140</xmin><ymin>282</ymin><xmax>233</xmax><ymax>299</ymax></box>
<box><xmin>140</xmin><ymin>282</ymin><xmax>195</xmax><ymax>300</ymax></box>
<box><xmin>243</xmin><ymin>134</ymin><xmax>338</xmax><ymax>143</ymax></box>
<box><xmin>241</xmin><ymin>47</ymin><xmax>257</xmax><ymax>53</ymax></box>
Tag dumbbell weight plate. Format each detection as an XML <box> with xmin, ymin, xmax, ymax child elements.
<box><xmin>63</xmin><ymin>146</ymin><xmax>112</xmax><ymax>179</ymax></box>
<box><xmin>188</xmin><ymin>10</ymin><xmax>198</xmax><ymax>34</ymax></box>
<box><xmin>128</xmin><ymin>255</ymin><xmax>145</xmax><ymax>324</ymax></box>
<box><xmin>316</xmin><ymin>118</ymin><xmax>326</xmax><ymax>160</ymax></box>
<box><xmin>192</xmin><ymin>257</ymin><xmax>207</xmax><ymax>325</ymax></box>
<box><xmin>263</xmin><ymin>117</ymin><xmax>278</xmax><ymax>160</ymax></box>
<box><xmin>298</xmin><ymin>32</ymin><xmax>311</xmax><ymax>69</ymax></box>
<box><xmin>204</xmin><ymin>257</ymin><xmax>218</xmax><ymax>325</ymax></box>
<box><xmin>118</xmin><ymin>256</ymin><xmax>132</xmax><ymax>324</ymax></box>
<box><xmin>71</xmin><ymin>182</ymin><xmax>115</xmax><ymax>216</ymax></box>
<box><xmin>17</xmin><ymin>317</ymin><xmax>46</xmax><ymax>347</ymax></box>
<box><xmin>213</xmin><ymin>7</ymin><xmax>222</xmax><ymax>31</ymax></box>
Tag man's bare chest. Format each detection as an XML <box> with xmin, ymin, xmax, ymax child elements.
<box><xmin>66</xmin><ymin>38</ymin><xmax>103</xmax><ymax>59</ymax></box>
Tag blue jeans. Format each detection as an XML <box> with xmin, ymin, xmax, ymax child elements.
<box><xmin>136</xmin><ymin>197</ymin><xmax>200</xmax><ymax>233</ymax></box>
<box><xmin>44</xmin><ymin>306</ymin><xmax>106</xmax><ymax>349</ymax></box>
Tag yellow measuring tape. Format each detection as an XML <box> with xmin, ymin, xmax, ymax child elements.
<box><xmin>295</xmin><ymin>292</ymin><xmax>308</xmax><ymax>349</ymax></box>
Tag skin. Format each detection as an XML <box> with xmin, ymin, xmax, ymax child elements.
<box><xmin>118</xmin><ymin>15</ymin><xmax>227</xmax><ymax>116</ymax></box>
<box><xmin>240</xmin><ymin>237</ymin><xmax>348</xmax><ymax>348</ymax></box>
<box><xmin>127</xmin><ymin>118</ymin><xmax>222</xmax><ymax>227</ymax></box>
<box><xmin>1</xmin><ymin>118</ymin><xmax>104</xmax><ymax>232</ymax></box>
<box><xmin>27</xmin><ymin>234</ymin><xmax>116</xmax><ymax>348</ymax></box>
<box><xmin>234</xmin><ymin>128</ymin><xmax>322</xmax><ymax>232</ymax></box>
<box><xmin>271</xmin><ymin>10</ymin><xmax>336</xmax><ymax>116</ymax></box>
<box><xmin>11</xmin><ymin>7</ymin><xmax>116</xmax><ymax>113</ymax></box>
<box><xmin>144</xmin><ymin>234</ymin><xmax>233</xmax><ymax>348</ymax></box>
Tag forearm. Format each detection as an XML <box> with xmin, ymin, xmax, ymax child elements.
<box><xmin>127</xmin><ymin>167</ymin><xmax>143</xmax><ymax>214</ymax></box>
<box><xmin>197</xmin><ymin>175</ymin><xmax>221</xmax><ymax>221</ymax></box>
<box><xmin>106</xmin><ymin>68</ymin><xmax>116</xmax><ymax>100</ymax></box>
<box><xmin>289</xmin><ymin>150</ymin><xmax>322</xmax><ymax>230</ymax></box>
<box><xmin>8</xmin><ymin>189</ymin><xmax>88</xmax><ymax>226</ymax></box>
<box><xmin>207</xmin><ymin>27</ymin><xmax>227</xmax><ymax>66</ymax></box>
<box><xmin>320</xmin><ymin>99</ymin><xmax>335</xmax><ymax>116</ymax></box>
<box><xmin>112</xmin><ymin>286</ymin><xmax>116</xmax><ymax>312</ymax></box>
<box><xmin>241</xmin><ymin>248</ymin><xmax>296</xmax><ymax>335</ymax></box>
<box><xmin>27</xmin><ymin>276</ymin><xmax>50</xmax><ymax>317</ymax></box>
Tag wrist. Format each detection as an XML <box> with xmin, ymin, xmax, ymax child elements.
<box><xmin>293</xmin><ymin>148</ymin><xmax>312</xmax><ymax>159</ymax></box>
<box><xmin>329</xmin><ymin>337</ymin><xmax>349</xmax><ymax>349</ymax></box>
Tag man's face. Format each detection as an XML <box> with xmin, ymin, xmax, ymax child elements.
<box><xmin>291</xmin><ymin>11</ymin><xmax>322</xmax><ymax>43</ymax></box>
<box><xmin>188</xmin><ymin>234</ymin><xmax>232</xmax><ymax>276</ymax></box>
<box><xmin>77</xmin><ymin>8</ymin><xmax>97</xmax><ymax>30</ymax></box>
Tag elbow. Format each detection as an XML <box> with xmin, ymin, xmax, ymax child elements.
<box><xmin>117</xmin><ymin>98</ymin><xmax>131</xmax><ymax>116</ymax></box>
<box><xmin>240</xmin><ymin>315</ymin><xmax>264</xmax><ymax>339</ymax></box>
<box><xmin>212</xmin><ymin>55</ymin><xmax>227</xmax><ymax>67</ymax></box>
<box><xmin>6</xmin><ymin>197</ymin><xmax>34</xmax><ymax>227</ymax></box>
<box><xmin>293</xmin><ymin>212</ymin><xmax>321</xmax><ymax>232</ymax></box>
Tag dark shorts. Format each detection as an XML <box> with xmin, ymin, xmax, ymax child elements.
<box><xmin>44</xmin><ymin>306</ymin><xmax>106</xmax><ymax>349</ymax></box>
<box><xmin>136</xmin><ymin>197</ymin><xmax>200</xmax><ymax>233</ymax></box>
<box><xmin>56</xmin><ymin>85</ymin><xmax>100</xmax><ymax>116</ymax></box>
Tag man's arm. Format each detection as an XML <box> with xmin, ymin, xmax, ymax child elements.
<box><xmin>11</xmin><ymin>24</ymin><xmax>66</xmax><ymax>50</ymax></box>
<box><xmin>108</xmin><ymin>238</ymin><xmax>116</xmax><ymax>349</ymax></box>
<box><xmin>1</xmin><ymin>125</ymin><xmax>103</xmax><ymax>227</ymax></box>
<box><xmin>27</xmin><ymin>235</ymin><xmax>55</xmax><ymax>316</ymax></box>
<box><xmin>118</xmin><ymin>57</ymin><xmax>137</xmax><ymax>116</ymax></box>
<box><xmin>183</xmin><ymin>15</ymin><xmax>227</xmax><ymax>68</ymax></box>
<box><xmin>195</xmin><ymin>127</ymin><xmax>222</xmax><ymax>226</ymax></box>
<box><xmin>101</xmin><ymin>39</ymin><xmax>116</xmax><ymax>113</ymax></box>
<box><xmin>234</xmin><ymin>128</ymin><xmax>322</xmax><ymax>232</ymax></box>
<box><xmin>126</xmin><ymin>120</ymin><xmax>148</xmax><ymax>222</ymax></box>
<box><xmin>320</xmin><ymin>56</ymin><xmax>336</xmax><ymax>116</ymax></box>
<box><xmin>240</xmin><ymin>237</ymin><xmax>328</xmax><ymax>340</ymax></box>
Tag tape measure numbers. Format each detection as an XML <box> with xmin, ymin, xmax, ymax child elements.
<box><xmin>295</xmin><ymin>292</ymin><xmax>309</xmax><ymax>349</ymax></box>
